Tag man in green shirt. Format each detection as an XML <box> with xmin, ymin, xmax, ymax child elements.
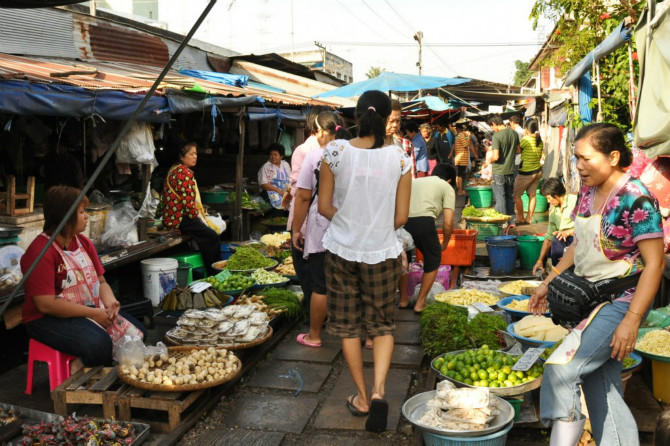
<box><xmin>398</xmin><ymin>164</ymin><xmax>456</xmax><ymax>313</ymax></box>
<box><xmin>532</xmin><ymin>178</ymin><xmax>577</xmax><ymax>274</ymax></box>
<box><xmin>487</xmin><ymin>116</ymin><xmax>519</xmax><ymax>221</ymax></box>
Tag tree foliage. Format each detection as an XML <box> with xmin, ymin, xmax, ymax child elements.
<box><xmin>529</xmin><ymin>0</ymin><xmax>644</xmax><ymax>130</ymax></box>
<box><xmin>365</xmin><ymin>66</ymin><xmax>386</xmax><ymax>79</ymax></box>
<box><xmin>513</xmin><ymin>59</ymin><xmax>533</xmax><ymax>86</ymax></box>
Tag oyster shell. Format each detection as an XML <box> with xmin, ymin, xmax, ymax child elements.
<box><xmin>231</xmin><ymin>319</ymin><xmax>250</xmax><ymax>336</ymax></box>
<box><xmin>215</xmin><ymin>321</ymin><xmax>234</xmax><ymax>333</ymax></box>
<box><xmin>248</xmin><ymin>311</ymin><xmax>268</xmax><ymax>325</ymax></box>
<box><xmin>221</xmin><ymin>306</ymin><xmax>238</xmax><ymax>316</ymax></box>
<box><xmin>237</xmin><ymin>326</ymin><xmax>261</xmax><ymax>342</ymax></box>
<box><xmin>234</xmin><ymin>304</ymin><xmax>255</xmax><ymax>318</ymax></box>
<box><xmin>177</xmin><ymin>318</ymin><xmax>196</xmax><ymax>326</ymax></box>
<box><xmin>184</xmin><ymin>309</ymin><xmax>205</xmax><ymax>319</ymax></box>
<box><xmin>203</xmin><ymin>310</ymin><xmax>227</xmax><ymax>321</ymax></box>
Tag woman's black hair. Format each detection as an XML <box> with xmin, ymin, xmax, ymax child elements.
<box><xmin>431</xmin><ymin>163</ymin><xmax>456</xmax><ymax>185</ymax></box>
<box><xmin>316</xmin><ymin>111</ymin><xmax>352</xmax><ymax>141</ymax></box>
<box><xmin>179</xmin><ymin>142</ymin><xmax>197</xmax><ymax>158</ymax></box>
<box><xmin>574</xmin><ymin>123</ymin><xmax>633</xmax><ymax>168</ymax></box>
<box><xmin>540</xmin><ymin>177</ymin><xmax>566</xmax><ymax>197</ymax></box>
<box><xmin>267</xmin><ymin>142</ymin><xmax>284</xmax><ymax>156</ymax></box>
<box><xmin>306</xmin><ymin>105</ymin><xmax>332</xmax><ymax>135</ymax></box>
<box><xmin>355</xmin><ymin>90</ymin><xmax>392</xmax><ymax>148</ymax></box>
<box><xmin>525</xmin><ymin>118</ymin><xmax>542</xmax><ymax>147</ymax></box>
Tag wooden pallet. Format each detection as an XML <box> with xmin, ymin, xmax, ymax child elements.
<box><xmin>117</xmin><ymin>386</ymin><xmax>208</xmax><ymax>433</ymax></box>
<box><xmin>52</xmin><ymin>366</ymin><xmax>126</xmax><ymax>420</ymax></box>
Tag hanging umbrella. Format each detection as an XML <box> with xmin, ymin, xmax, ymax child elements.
<box><xmin>314</xmin><ymin>72</ymin><xmax>470</xmax><ymax>98</ymax></box>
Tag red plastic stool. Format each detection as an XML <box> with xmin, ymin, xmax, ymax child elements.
<box><xmin>25</xmin><ymin>339</ymin><xmax>77</xmax><ymax>394</ymax></box>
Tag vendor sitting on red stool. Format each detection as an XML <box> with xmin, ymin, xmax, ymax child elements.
<box><xmin>21</xmin><ymin>186</ymin><xmax>145</xmax><ymax>374</ymax></box>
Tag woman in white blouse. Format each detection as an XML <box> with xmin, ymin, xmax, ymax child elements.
<box><xmin>318</xmin><ymin>90</ymin><xmax>412</xmax><ymax>433</ymax></box>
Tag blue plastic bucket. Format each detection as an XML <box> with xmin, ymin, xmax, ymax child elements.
<box><xmin>486</xmin><ymin>240</ymin><xmax>518</xmax><ymax>275</ymax></box>
<box><xmin>220</xmin><ymin>243</ymin><xmax>233</xmax><ymax>260</ymax></box>
<box><xmin>484</xmin><ymin>235</ymin><xmax>517</xmax><ymax>243</ymax></box>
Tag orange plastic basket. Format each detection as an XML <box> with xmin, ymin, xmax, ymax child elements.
<box><xmin>416</xmin><ymin>229</ymin><xmax>478</xmax><ymax>266</ymax></box>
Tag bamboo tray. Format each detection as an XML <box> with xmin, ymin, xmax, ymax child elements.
<box><xmin>164</xmin><ymin>325</ymin><xmax>273</xmax><ymax>351</ymax></box>
<box><xmin>463</xmin><ymin>215</ymin><xmax>511</xmax><ymax>223</ymax></box>
<box><xmin>117</xmin><ymin>347</ymin><xmax>242</xmax><ymax>392</ymax></box>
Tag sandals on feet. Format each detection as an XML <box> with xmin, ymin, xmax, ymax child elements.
<box><xmin>346</xmin><ymin>395</ymin><xmax>369</xmax><ymax>417</ymax></box>
<box><xmin>296</xmin><ymin>333</ymin><xmax>321</xmax><ymax>348</ymax></box>
<box><xmin>365</xmin><ymin>399</ymin><xmax>388</xmax><ymax>432</ymax></box>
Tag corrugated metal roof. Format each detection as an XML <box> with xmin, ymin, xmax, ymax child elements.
<box><xmin>231</xmin><ymin>60</ymin><xmax>356</xmax><ymax>108</ymax></box>
<box><xmin>0</xmin><ymin>53</ymin><xmax>342</xmax><ymax>107</ymax></box>
<box><xmin>0</xmin><ymin>8</ymin><xmax>79</xmax><ymax>59</ymax></box>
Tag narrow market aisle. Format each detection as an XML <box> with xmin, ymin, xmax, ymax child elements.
<box><xmin>177</xmin><ymin>309</ymin><xmax>426</xmax><ymax>445</ymax></box>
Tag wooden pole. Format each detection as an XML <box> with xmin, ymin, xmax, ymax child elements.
<box><xmin>234</xmin><ymin>111</ymin><xmax>246</xmax><ymax>241</ymax></box>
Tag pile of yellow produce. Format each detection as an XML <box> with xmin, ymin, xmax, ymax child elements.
<box><xmin>500</xmin><ymin>280</ymin><xmax>536</xmax><ymax>295</ymax></box>
<box><xmin>275</xmin><ymin>257</ymin><xmax>296</xmax><ymax>275</ymax></box>
<box><xmin>514</xmin><ymin>315</ymin><xmax>568</xmax><ymax>342</ymax></box>
<box><xmin>636</xmin><ymin>329</ymin><xmax>670</xmax><ymax>356</ymax></box>
<box><xmin>435</xmin><ymin>289</ymin><xmax>499</xmax><ymax>306</ymax></box>
<box><xmin>260</xmin><ymin>232</ymin><xmax>290</xmax><ymax>248</ymax></box>
<box><xmin>503</xmin><ymin>299</ymin><xmax>530</xmax><ymax>312</ymax></box>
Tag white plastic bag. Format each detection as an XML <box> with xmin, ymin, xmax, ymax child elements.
<box><xmin>116</xmin><ymin>121</ymin><xmax>156</xmax><ymax>164</ymax></box>
<box><xmin>396</xmin><ymin>227</ymin><xmax>415</xmax><ymax>251</ymax></box>
<box><xmin>101</xmin><ymin>201</ymin><xmax>139</xmax><ymax>248</ymax></box>
<box><xmin>114</xmin><ymin>335</ymin><xmax>145</xmax><ymax>367</ymax></box>
<box><xmin>411</xmin><ymin>281</ymin><xmax>446</xmax><ymax>306</ymax></box>
<box><xmin>202</xmin><ymin>213</ymin><xmax>226</xmax><ymax>235</ymax></box>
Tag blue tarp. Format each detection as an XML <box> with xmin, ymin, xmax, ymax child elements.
<box><xmin>247</xmin><ymin>106</ymin><xmax>306</xmax><ymax>122</ymax></box>
<box><xmin>178</xmin><ymin>69</ymin><xmax>249</xmax><ymax>88</ymax></box>
<box><xmin>408</xmin><ymin>96</ymin><xmax>469</xmax><ymax>111</ymax></box>
<box><xmin>563</xmin><ymin>21</ymin><xmax>633</xmax><ymax>86</ymax></box>
<box><xmin>0</xmin><ymin>80</ymin><xmax>170</xmax><ymax>122</ymax></box>
<box><xmin>314</xmin><ymin>72</ymin><xmax>470</xmax><ymax>98</ymax></box>
<box><xmin>166</xmin><ymin>90</ymin><xmax>259</xmax><ymax>114</ymax></box>
<box><xmin>578</xmin><ymin>72</ymin><xmax>593</xmax><ymax>123</ymax></box>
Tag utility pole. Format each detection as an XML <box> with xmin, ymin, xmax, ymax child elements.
<box><xmin>413</xmin><ymin>31</ymin><xmax>423</xmax><ymax>75</ymax></box>
<box><xmin>90</xmin><ymin>0</ymin><xmax>96</xmax><ymax>16</ymax></box>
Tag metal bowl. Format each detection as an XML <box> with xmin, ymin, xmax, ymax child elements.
<box><xmin>431</xmin><ymin>349</ymin><xmax>543</xmax><ymax>397</ymax></box>
<box><xmin>0</xmin><ymin>226</ymin><xmax>23</xmax><ymax>238</ymax></box>
<box><xmin>507</xmin><ymin>322</ymin><xmax>559</xmax><ymax>349</ymax></box>
<box><xmin>402</xmin><ymin>390</ymin><xmax>515</xmax><ymax>437</ymax></box>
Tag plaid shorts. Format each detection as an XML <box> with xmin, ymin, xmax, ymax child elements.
<box><xmin>324</xmin><ymin>251</ymin><xmax>402</xmax><ymax>339</ymax></box>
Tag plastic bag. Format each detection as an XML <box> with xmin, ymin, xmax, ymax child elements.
<box><xmin>116</xmin><ymin>121</ymin><xmax>156</xmax><ymax>164</ymax></box>
<box><xmin>138</xmin><ymin>185</ymin><xmax>159</xmax><ymax>219</ymax></box>
<box><xmin>144</xmin><ymin>342</ymin><xmax>167</xmax><ymax>358</ymax></box>
<box><xmin>114</xmin><ymin>335</ymin><xmax>146</xmax><ymax>367</ymax></box>
<box><xmin>101</xmin><ymin>201</ymin><xmax>139</xmax><ymax>248</ymax></box>
<box><xmin>203</xmin><ymin>213</ymin><xmax>226</xmax><ymax>235</ymax></box>
<box><xmin>411</xmin><ymin>281</ymin><xmax>446</xmax><ymax>306</ymax></box>
<box><xmin>396</xmin><ymin>227</ymin><xmax>415</xmax><ymax>251</ymax></box>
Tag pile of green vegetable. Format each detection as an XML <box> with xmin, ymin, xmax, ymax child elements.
<box><xmin>259</xmin><ymin>288</ymin><xmax>302</xmax><ymax>320</ymax></box>
<box><xmin>251</xmin><ymin>268</ymin><xmax>287</xmax><ymax>284</ymax></box>
<box><xmin>419</xmin><ymin>302</ymin><xmax>508</xmax><ymax>357</ymax></box>
<box><xmin>226</xmin><ymin>247</ymin><xmax>275</xmax><ymax>270</ymax></box>
<box><xmin>230</xmin><ymin>192</ymin><xmax>263</xmax><ymax>211</ymax></box>
<box><xmin>462</xmin><ymin>206</ymin><xmax>507</xmax><ymax>219</ymax></box>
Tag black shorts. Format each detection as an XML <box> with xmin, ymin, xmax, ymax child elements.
<box><xmin>456</xmin><ymin>165</ymin><xmax>467</xmax><ymax>177</ymax></box>
<box><xmin>404</xmin><ymin>217</ymin><xmax>441</xmax><ymax>272</ymax></box>
<box><xmin>308</xmin><ymin>251</ymin><xmax>327</xmax><ymax>295</ymax></box>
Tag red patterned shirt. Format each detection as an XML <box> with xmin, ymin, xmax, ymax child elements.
<box><xmin>161</xmin><ymin>164</ymin><xmax>199</xmax><ymax>228</ymax></box>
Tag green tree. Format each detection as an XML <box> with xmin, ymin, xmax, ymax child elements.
<box><xmin>530</xmin><ymin>0</ymin><xmax>644</xmax><ymax>130</ymax></box>
<box><xmin>366</xmin><ymin>66</ymin><xmax>386</xmax><ymax>79</ymax></box>
<box><xmin>513</xmin><ymin>59</ymin><xmax>533</xmax><ymax>86</ymax></box>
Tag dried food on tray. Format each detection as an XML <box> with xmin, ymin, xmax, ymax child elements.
<box><xmin>275</xmin><ymin>257</ymin><xmax>296</xmax><ymax>276</ymax></box>
<box><xmin>118</xmin><ymin>346</ymin><xmax>239</xmax><ymax>388</ymax></box>
<box><xmin>0</xmin><ymin>408</ymin><xmax>18</xmax><ymax>426</ymax></box>
<box><xmin>434</xmin><ymin>289</ymin><xmax>499</xmax><ymax>306</ymax></box>
<box><xmin>418</xmin><ymin>381</ymin><xmax>499</xmax><ymax>431</ymax></box>
<box><xmin>165</xmin><ymin>306</ymin><xmax>270</xmax><ymax>346</ymax></box>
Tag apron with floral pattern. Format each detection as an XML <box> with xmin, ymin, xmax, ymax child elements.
<box><xmin>49</xmin><ymin>234</ymin><xmax>143</xmax><ymax>345</ymax></box>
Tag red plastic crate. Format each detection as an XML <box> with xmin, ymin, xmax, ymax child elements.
<box><xmin>415</xmin><ymin>229</ymin><xmax>478</xmax><ymax>266</ymax></box>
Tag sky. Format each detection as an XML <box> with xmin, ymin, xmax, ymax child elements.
<box><xmin>161</xmin><ymin>0</ymin><xmax>555</xmax><ymax>85</ymax></box>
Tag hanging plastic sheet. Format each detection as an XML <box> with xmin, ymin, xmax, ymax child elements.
<box><xmin>633</xmin><ymin>0</ymin><xmax>670</xmax><ymax>157</ymax></box>
<box><xmin>563</xmin><ymin>21</ymin><xmax>633</xmax><ymax>86</ymax></box>
<box><xmin>247</xmin><ymin>106</ymin><xmax>306</xmax><ymax>122</ymax></box>
<box><xmin>165</xmin><ymin>90</ymin><xmax>259</xmax><ymax>114</ymax></box>
<box><xmin>178</xmin><ymin>69</ymin><xmax>249</xmax><ymax>88</ymax></box>
<box><xmin>0</xmin><ymin>80</ymin><xmax>169</xmax><ymax>122</ymax></box>
<box><xmin>578</xmin><ymin>72</ymin><xmax>593</xmax><ymax>124</ymax></box>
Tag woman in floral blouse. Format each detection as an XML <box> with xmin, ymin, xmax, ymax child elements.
<box><xmin>161</xmin><ymin>142</ymin><xmax>220</xmax><ymax>274</ymax></box>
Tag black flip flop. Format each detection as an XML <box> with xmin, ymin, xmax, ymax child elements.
<box><xmin>346</xmin><ymin>395</ymin><xmax>369</xmax><ymax>417</ymax></box>
<box><xmin>365</xmin><ymin>399</ymin><xmax>388</xmax><ymax>432</ymax></box>
<box><xmin>397</xmin><ymin>303</ymin><xmax>413</xmax><ymax>310</ymax></box>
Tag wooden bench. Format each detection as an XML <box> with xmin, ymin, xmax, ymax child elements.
<box><xmin>52</xmin><ymin>366</ymin><xmax>126</xmax><ymax>420</ymax></box>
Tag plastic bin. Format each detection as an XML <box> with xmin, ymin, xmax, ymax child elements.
<box><xmin>517</xmin><ymin>235</ymin><xmax>544</xmax><ymax>270</ymax></box>
<box><xmin>466</xmin><ymin>221</ymin><xmax>505</xmax><ymax>241</ymax></box>
<box><xmin>485</xmin><ymin>240</ymin><xmax>518</xmax><ymax>275</ymax></box>
<box><xmin>220</xmin><ymin>243</ymin><xmax>233</xmax><ymax>260</ymax></box>
<box><xmin>201</xmin><ymin>189</ymin><xmax>230</xmax><ymax>204</ymax></box>
<box><xmin>652</xmin><ymin>360</ymin><xmax>670</xmax><ymax>403</ymax></box>
<box><xmin>176</xmin><ymin>261</ymin><xmax>191</xmax><ymax>288</ymax></box>
<box><xmin>522</xmin><ymin>191</ymin><xmax>548</xmax><ymax>213</ymax></box>
<box><xmin>466</xmin><ymin>186</ymin><xmax>493</xmax><ymax>208</ymax></box>
<box><xmin>503</xmin><ymin>397</ymin><xmax>523</xmax><ymax>422</ymax></box>
<box><xmin>416</xmin><ymin>229</ymin><xmax>478</xmax><ymax>266</ymax></box>
<box><xmin>140</xmin><ymin>258</ymin><xmax>178</xmax><ymax>306</ymax></box>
